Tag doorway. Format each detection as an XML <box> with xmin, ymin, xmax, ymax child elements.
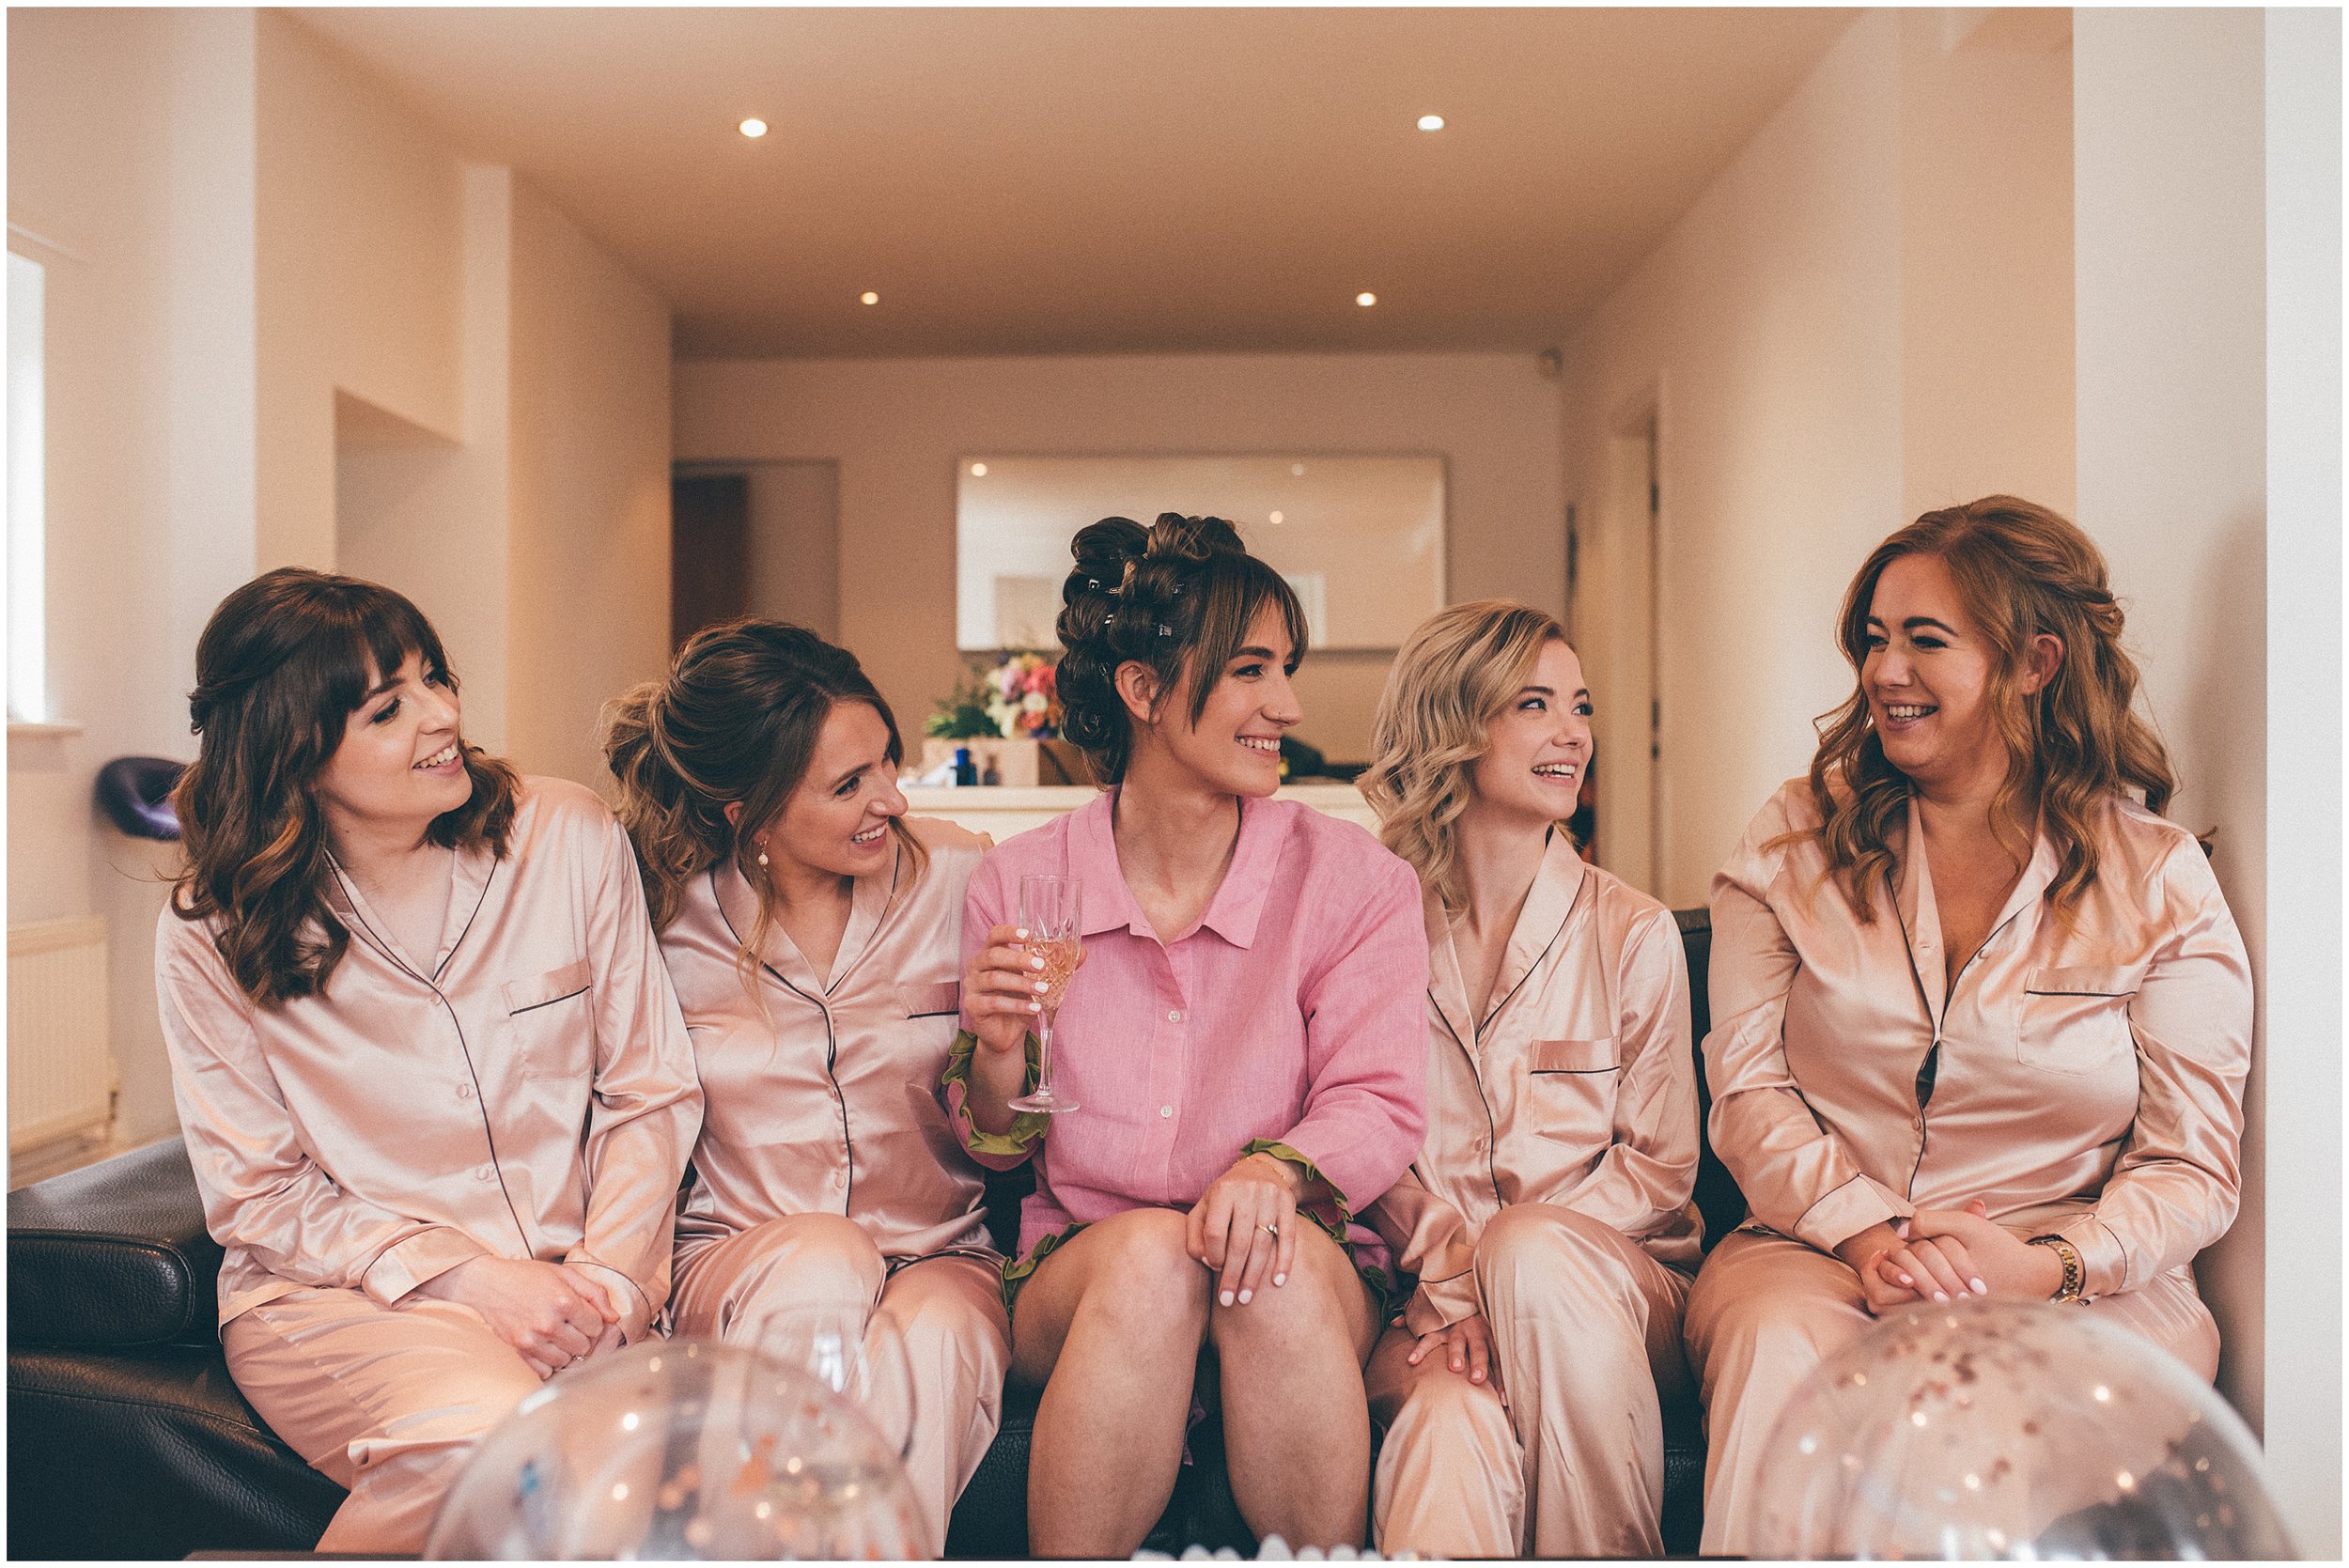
<box><xmin>1566</xmin><ymin>399</ymin><xmax>1664</xmax><ymax>897</ymax></box>
<box><xmin>671</xmin><ymin>460</ymin><xmax>843</xmax><ymax>648</ymax></box>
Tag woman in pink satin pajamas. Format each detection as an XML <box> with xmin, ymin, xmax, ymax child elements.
<box><xmin>604</xmin><ymin>620</ymin><xmax>1010</xmax><ymax>1556</ymax></box>
<box><xmin>158</xmin><ymin>569</ymin><xmax>702</xmax><ymax>1554</ymax></box>
<box><xmin>955</xmin><ymin>515</ymin><xmax>1428</xmax><ymax>1557</ymax></box>
<box><xmin>1357</xmin><ymin>601</ymin><xmax>1702</xmax><ymax>1559</ymax></box>
<box><xmin>1686</xmin><ymin>497</ymin><xmax>2254</xmax><ymax>1556</ymax></box>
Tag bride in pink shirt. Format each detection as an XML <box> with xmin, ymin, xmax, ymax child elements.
<box><xmin>949</xmin><ymin>514</ymin><xmax>1429</xmax><ymax>1556</ymax></box>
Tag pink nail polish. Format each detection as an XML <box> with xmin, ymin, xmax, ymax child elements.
<box><xmin>1273</xmin><ymin>1273</ymin><xmax>1286</xmax><ymax>1286</ymax></box>
<box><xmin>1238</xmin><ymin>1289</ymin><xmax>1252</xmax><ymax>1304</ymax></box>
<box><xmin>1220</xmin><ymin>1291</ymin><xmax>1234</xmax><ymax>1307</ymax></box>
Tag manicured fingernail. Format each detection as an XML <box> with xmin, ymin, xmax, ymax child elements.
<box><xmin>1273</xmin><ymin>1272</ymin><xmax>1287</xmax><ymax>1286</ymax></box>
<box><xmin>1220</xmin><ymin>1290</ymin><xmax>1235</xmax><ymax>1306</ymax></box>
<box><xmin>1237</xmin><ymin>1289</ymin><xmax>1252</xmax><ymax>1304</ymax></box>
<box><xmin>1034</xmin><ymin>980</ymin><xmax>1049</xmax><ymax>992</ymax></box>
<box><xmin>1030</xmin><ymin>956</ymin><xmax>1045</xmax><ymax>970</ymax></box>
<box><xmin>1898</xmin><ymin>1273</ymin><xmax>1914</xmax><ymax>1286</ymax></box>
<box><xmin>1971</xmin><ymin>1278</ymin><xmax>1987</xmax><ymax>1293</ymax></box>
<box><xmin>1933</xmin><ymin>1291</ymin><xmax>1948</xmax><ymax>1302</ymax></box>
<box><xmin>1028</xmin><ymin>1001</ymin><xmax>1040</xmax><ymax>1012</ymax></box>
<box><xmin>1014</xmin><ymin>928</ymin><xmax>1028</xmax><ymax>939</ymax></box>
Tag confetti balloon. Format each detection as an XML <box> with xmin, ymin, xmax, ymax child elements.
<box><xmin>1752</xmin><ymin>1298</ymin><xmax>2290</xmax><ymax>1560</ymax></box>
<box><xmin>425</xmin><ymin>1338</ymin><xmax>926</xmax><ymax>1560</ymax></box>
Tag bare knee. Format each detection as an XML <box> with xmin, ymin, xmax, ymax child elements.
<box><xmin>1076</xmin><ymin>1210</ymin><xmax>1212</xmax><ymax>1343</ymax></box>
<box><xmin>1208</xmin><ymin>1228</ymin><xmax>1364</xmax><ymax>1359</ymax></box>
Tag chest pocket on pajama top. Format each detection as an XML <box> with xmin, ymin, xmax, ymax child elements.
<box><xmin>2017</xmin><ymin>966</ymin><xmax>2139</xmax><ymax>1077</ymax></box>
<box><xmin>899</xmin><ymin>981</ymin><xmax>962</xmax><ymax>1019</ymax></box>
<box><xmin>506</xmin><ymin>956</ymin><xmax>594</xmax><ymax>1079</ymax></box>
<box><xmin>1526</xmin><ymin>1035</ymin><xmax>1619</xmax><ymax>1145</ymax></box>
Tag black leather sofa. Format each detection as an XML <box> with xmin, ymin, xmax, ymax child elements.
<box><xmin>9</xmin><ymin>910</ymin><xmax>1742</xmax><ymax>1560</ymax></box>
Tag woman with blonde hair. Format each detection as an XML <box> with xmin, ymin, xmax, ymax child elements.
<box><xmin>1686</xmin><ymin>496</ymin><xmax>2252</xmax><ymax>1555</ymax></box>
<box><xmin>603</xmin><ymin>619</ymin><xmax>1008</xmax><ymax>1557</ymax></box>
<box><xmin>1357</xmin><ymin>599</ymin><xmax>1701</xmax><ymax>1559</ymax></box>
<box><xmin>160</xmin><ymin>569</ymin><xmax>700</xmax><ymax>1553</ymax></box>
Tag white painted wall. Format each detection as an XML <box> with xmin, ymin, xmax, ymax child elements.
<box><xmin>505</xmin><ymin>178</ymin><xmax>675</xmax><ymax>794</ymax></box>
<box><xmin>673</xmin><ymin>352</ymin><xmax>1563</xmax><ymax>762</ymax></box>
<box><xmin>255</xmin><ymin>9</ymin><xmax>464</xmax><ymax>571</ymax></box>
<box><xmin>2256</xmin><ymin>8</ymin><xmax>2341</xmax><ymax>1556</ymax></box>
<box><xmin>8</xmin><ymin>10</ymin><xmax>672</xmax><ymax>1154</ymax></box>
<box><xmin>2077</xmin><ymin>9</ymin><xmax>2335</xmax><ymax>1553</ymax></box>
<box><xmin>7</xmin><ymin>8</ymin><xmax>259</xmax><ymax>1145</ymax></box>
<box><xmin>1559</xmin><ymin>11</ymin><xmax>1906</xmax><ymax>908</ymax></box>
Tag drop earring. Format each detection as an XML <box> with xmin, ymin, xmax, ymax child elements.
<box><xmin>755</xmin><ymin>836</ymin><xmax>770</xmax><ymax>868</ymax></box>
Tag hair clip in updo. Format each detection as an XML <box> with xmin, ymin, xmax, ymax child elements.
<box><xmin>1157</xmin><ymin>623</ymin><xmax>1174</xmax><ymax>637</ymax></box>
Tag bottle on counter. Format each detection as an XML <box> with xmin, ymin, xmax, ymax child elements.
<box><xmin>953</xmin><ymin>746</ymin><xmax>978</xmax><ymax>786</ymax></box>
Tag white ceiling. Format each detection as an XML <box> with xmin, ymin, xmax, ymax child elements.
<box><xmin>290</xmin><ymin>7</ymin><xmax>1856</xmax><ymax>359</ymax></box>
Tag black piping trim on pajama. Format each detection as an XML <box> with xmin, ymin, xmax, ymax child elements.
<box><xmin>331</xmin><ymin>858</ymin><xmax>535</xmax><ymax>1256</ymax></box>
<box><xmin>716</xmin><ymin>888</ymin><xmax>858</xmax><ymax>1213</ymax></box>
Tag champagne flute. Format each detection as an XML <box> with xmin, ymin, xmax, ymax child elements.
<box><xmin>1008</xmin><ymin>873</ymin><xmax>1081</xmax><ymax>1114</ymax></box>
<box><xmin>750</xmin><ymin>1301</ymin><xmax>918</xmax><ymax>1461</ymax></box>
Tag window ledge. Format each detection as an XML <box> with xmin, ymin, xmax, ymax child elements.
<box><xmin>8</xmin><ymin>721</ymin><xmax>84</xmax><ymax>738</ymax></box>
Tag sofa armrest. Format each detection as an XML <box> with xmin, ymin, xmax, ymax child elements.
<box><xmin>8</xmin><ymin>1138</ymin><xmax>223</xmax><ymax>1349</ymax></box>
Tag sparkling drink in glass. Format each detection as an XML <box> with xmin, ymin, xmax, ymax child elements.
<box><xmin>1009</xmin><ymin>873</ymin><xmax>1081</xmax><ymax>1114</ymax></box>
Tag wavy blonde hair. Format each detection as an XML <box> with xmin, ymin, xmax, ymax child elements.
<box><xmin>1804</xmin><ymin>496</ymin><xmax>2177</xmax><ymax>921</ymax></box>
<box><xmin>603</xmin><ymin>620</ymin><xmax>925</xmax><ymax>989</ymax></box>
<box><xmin>1361</xmin><ymin>600</ymin><xmax>1570</xmax><ymax>910</ymax></box>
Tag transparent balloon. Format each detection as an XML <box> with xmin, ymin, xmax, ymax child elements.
<box><xmin>424</xmin><ymin>1338</ymin><xmax>926</xmax><ymax>1560</ymax></box>
<box><xmin>1753</xmin><ymin>1298</ymin><xmax>2291</xmax><ymax>1560</ymax></box>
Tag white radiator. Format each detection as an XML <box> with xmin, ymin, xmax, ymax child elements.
<box><xmin>8</xmin><ymin>915</ymin><xmax>116</xmax><ymax>1153</ymax></box>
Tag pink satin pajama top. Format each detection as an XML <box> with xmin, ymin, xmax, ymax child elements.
<box><xmin>156</xmin><ymin>777</ymin><xmax>705</xmax><ymax>1340</ymax></box>
<box><xmin>661</xmin><ymin>818</ymin><xmax>997</xmax><ymax>1273</ymax></box>
<box><xmin>1705</xmin><ymin>779</ymin><xmax>2253</xmax><ymax>1298</ymax></box>
<box><xmin>1371</xmin><ymin>834</ymin><xmax>1702</xmax><ymax>1335</ymax></box>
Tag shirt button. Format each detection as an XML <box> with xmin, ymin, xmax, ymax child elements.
<box><xmin>474</xmin><ymin>1164</ymin><xmax>494</xmax><ymax>1182</ymax></box>
<box><xmin>1167</xmin><ymin>1010</ymin><xmax>1183</xmax><ymax>1023</ymax></box>
<box><xmin>832</xmin><ymin>1171</ymin><xmax>848</xmax><ymax>1189</ymax></box>
<box><xmin>1159</xmin><ymin>1105</ymin><xmax>1174</xmax><ymax>1118</ymax></box>
<box><xmin>456</xmin><ymin>1082</ymin><xmax>474</xmax><ymax>1101</ymax></box>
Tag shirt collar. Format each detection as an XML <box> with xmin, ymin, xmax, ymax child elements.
<box><xmin>1066</xmin><ymin>787</ymin><xmax>1283</xmax><ymax>950</ymax></box>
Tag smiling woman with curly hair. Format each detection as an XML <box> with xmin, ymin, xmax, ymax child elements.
<box><xmin>1684</xmin><ymin>497</ymin><xmax>2253</xmax><ymax>1556</ymax></box>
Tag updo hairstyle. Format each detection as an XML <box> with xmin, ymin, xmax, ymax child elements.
<box><xmin>603</xmin><ymin>620</ymin><xmax>923</xmax><ymax>950</ymax></box>
<box><xmin>1054</xmin><ymin>514</ymin><xmax>1309</xmax><ymax>784</ymax></box>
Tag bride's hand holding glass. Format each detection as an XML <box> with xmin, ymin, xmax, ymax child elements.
<box><xmin>964</xmin><ymin>876</ymin><xmax>1084</xmax><ymax>1114</ymax></box>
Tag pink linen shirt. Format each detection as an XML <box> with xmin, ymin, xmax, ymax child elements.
<box><xmin>957</xmin><ymin>790</ymin><xmax>1430</xmax><ymax>1273</ymax></box>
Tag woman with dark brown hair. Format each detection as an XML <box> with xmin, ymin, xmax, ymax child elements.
<box><xmin>603</xmin><ymin>619</ymin><xmax>1008</xmax><ymax>1558</ymax></box>
<box><xmin>1684</xmin><ymin>497</ymin><xmax>2253</xmax><ymax>1555</ymax></box>
<box><xmin>953</xmin><ymin>514</ymin><xmax>1428</xmax><ymax>1555</ymax></box>
<box><xmin>158</xmin><ymin>568</ymin><xmax>701</xmax><ymax>1554</ymax></box>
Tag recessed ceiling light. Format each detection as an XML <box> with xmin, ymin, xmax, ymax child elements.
<box><xmin>739</xmin><ymin>118</ymin><xmax>769</xmax><ymax>138</ymax></box>
<box><xmin>970</xmin><ymin>462</ymin><xmax>988</xmax><ymax>477</ymax></box>
<box><xmin>860</xmin><ymin>291</ymin><xmax>879</xmax><ymax>305</ymax></box>
<box><xmin>1269</xmin><ymin>510</ymin><xmax>1284</xmax><ymax>525</ymax></box>
<box><xmin>1417</xmin><ymin>115</ymin><xmax>1445</xmax><ymax>132</ymax></box>
<box><xmin>1356</xmin><ymin>292</ymin><xmax>1377</xmax><ymax>308</ymax></box>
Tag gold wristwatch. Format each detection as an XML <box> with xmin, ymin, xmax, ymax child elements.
<box><xmin>2028</xmin><ymin>1234</ymin><xmax>2085</xmax><ymax>1303</ymax></box>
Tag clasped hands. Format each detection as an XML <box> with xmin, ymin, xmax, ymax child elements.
<box><xmin>412</xmin><ymin>1256</ymin><xmax>623</xmax><ymax>1379</ymax></box>
<box><xmin>1833</xmin><ymin>1199</ymin><xmax>2066</xmax><ymax>1315</ymax></box>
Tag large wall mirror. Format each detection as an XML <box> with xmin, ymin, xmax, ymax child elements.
<box><xmin>957</xmin><ymin>454</ymin><xmax>1445</xmax><ymax>652</ymax></box>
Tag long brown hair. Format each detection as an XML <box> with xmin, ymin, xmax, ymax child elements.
<box><xmin>170</xmin><ymin>568</ymin><xmax>521</xmax><ymax>1007</ymax></box>
<box><xmin>1053</xmin><ymin>513</ymin><xmax>1309</xmax><ymax>785</ymax></box>
<box><xmin>603</xmin><ymin>619</ymin><xmax>924</xmax><ymax>975</ymax></box>
<box><xmin>1805</xmin><ymin>496</ymin><xmax>2176</xmax><ymax>919</ymax></box>
<box><xmin>1362</xmin><ymin>600</ymin><xmax>1568</xmax><ymax>911</ymax></box>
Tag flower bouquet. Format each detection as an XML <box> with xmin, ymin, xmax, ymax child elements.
<box><xmin>920</xmin><ymin>654</ymin><xmax>1086</xmax><ymax>784</ymax></box>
